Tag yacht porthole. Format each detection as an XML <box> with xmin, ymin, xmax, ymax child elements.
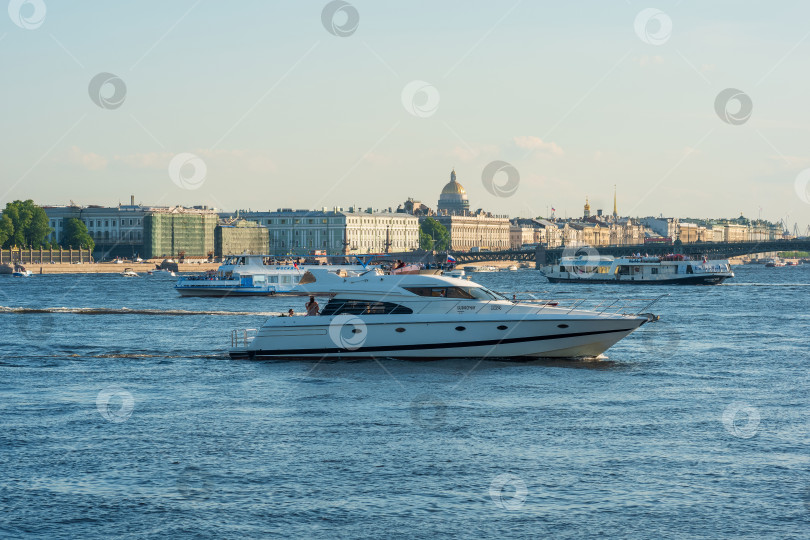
<box><xmin>395</xmin><ymin>328</ymin><xmax>406</xmax><ymax>333</ymax></box>
<box><xmin>557</xmin><ymin>324</ymin><xmax>569</xmax><ymax>329</ymax></box>
<box><xmin>455</xmin><ymin>326</ymin><xmax>466</xmax><ymax>331</ymax></box>
<box><xmin>497</xmin><ymin>325</ymin><xmax>508</xmax><ymax>330</ymax></box>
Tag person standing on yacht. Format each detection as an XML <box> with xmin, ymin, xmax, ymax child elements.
<box><xmin>305</xmin><ymin>296</ymin><xmax>320</xmax><ymax>316</ymax></box>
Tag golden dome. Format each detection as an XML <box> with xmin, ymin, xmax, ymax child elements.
<box><xmin>441</xmin><ymin>169</ymin><xmax>467</xmax><ymax>195</ymax></box>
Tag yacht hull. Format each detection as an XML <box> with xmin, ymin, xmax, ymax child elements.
<box><xmin>229</xmin><ymin>316</ymin><xmax>646</xmax><ymax>360</ymax></box>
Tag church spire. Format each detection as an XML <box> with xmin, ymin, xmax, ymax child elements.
<box><xmin>450</xmin><ymin>168</ymin><xmax>456</xmax><ymax>182</ymax></box>
<box><xmin>613</xmin><ymin>184</ymin><xmax>617</xmax><ymax>218</ymax></box>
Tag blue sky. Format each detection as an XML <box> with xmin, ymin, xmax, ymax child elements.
<box><xmin>1</xmin><ymin>1</ymin><xmax>809</xmax><ymax>230</ymax></box>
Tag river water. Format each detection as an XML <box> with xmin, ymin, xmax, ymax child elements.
<box><xmin>1</xmin><ymin>265</ymin><xmax>808</xmax><ymax>538</ymax></box>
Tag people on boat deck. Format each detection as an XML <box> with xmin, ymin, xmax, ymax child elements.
<box><xmin>305</xmin><ymin>296</ymin><xmax>320</xmax><ymax>316</ymax></box>
<box><xmin>393</xmin><ymin>260</ymin><xmax>405</xmax><ymax>269</ymax></box>
<box><xmin>288</xmin><ymin>309</ymin><xmax>295</xmax><ymax>317</ymax></box>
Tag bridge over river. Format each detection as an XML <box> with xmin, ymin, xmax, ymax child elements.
<box><xmin>447</xmin><ymin>239</ymin><xmax>810</xmax><ymax>267</ymax></box>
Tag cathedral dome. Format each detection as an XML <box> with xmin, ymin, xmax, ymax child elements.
<box><xmin>441</xmin><ymin>169</ymin><xmax>467</xmax><ymax>196</ymax></box>
<box><xmin>437</xmin><ymin>169</ymin><xmax>470</xmax><ymax>215</ymax></box>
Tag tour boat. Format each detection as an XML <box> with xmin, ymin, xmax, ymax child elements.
<box><xmin>228</xmin><ymin>268</ymin><xmax>658</xmax><ymax>360</ymax></box>
<box><xmin>540</xmin><ymin>254</ymin><xmax>734</xmax><ymax>285</ymax></box>
<box><xmin>175</xmin><ymin>254</ymin><xmax>365</xmax><ymax>297</ymax></box>
<box><xmin>764</xmin><ymin>258</ymin><xmax>786</xmax><ymax>267</ymax></box>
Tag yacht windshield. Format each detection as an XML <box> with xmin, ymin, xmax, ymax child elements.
<box><xmin>403</xmin><ymin>285</ymin><xmax>507</xmax><ymax>300</ymax></box>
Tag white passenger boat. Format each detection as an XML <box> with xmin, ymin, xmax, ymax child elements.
<box><xmin>120</xmin><ymin>268</ymin><xmax>139</xmax><ymax>277</ymax></box>
<box><xmin>228</xmin><ymin>268</ymin><xmax>658</xmax><ymax>360</ymax></box>
<box><xmin>175</xmin><ymin>254</ymin><xmax>365</xmax><ymax>297</ymax></box>
<box><xmin>540</xmin><ymin>254</ymin><xmax>734</xmax><ymax>285</ymax></box>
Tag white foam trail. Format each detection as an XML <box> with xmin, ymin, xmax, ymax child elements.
<box><xmin>0</xmin><ymin>306</ymin><xmax>281</xmax><ymax>316</ymax></box>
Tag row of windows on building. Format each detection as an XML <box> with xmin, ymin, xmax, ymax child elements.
<box><xmin>50</xmin><ymin>218</ymin><xmax>142</xmax><ymax>228</ymax></box>
<box><xmin>249</xmin><ymin>218</ymin><xmax>415</xmax><ymax>226</ymax></box>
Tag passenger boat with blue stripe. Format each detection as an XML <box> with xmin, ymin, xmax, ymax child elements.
<box><xmin>175</xmin><ymin>254</ymin><xmax>365</xmax><ymax>297</ymax></box>
<box><xmin>540</xmin><ymin>254</ymin><xmax>734</xmax><ymax>285</ymax></box>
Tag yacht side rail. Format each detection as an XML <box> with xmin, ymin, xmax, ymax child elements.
<box><xmin>231</xmin><ymin>328</ymin><xmax>258</xmax><ymax>348</ymax></box>
<box><xmin>497</xmin><ymin>294</ymin><xmax>668</xmax><ymax>316</ymax></box>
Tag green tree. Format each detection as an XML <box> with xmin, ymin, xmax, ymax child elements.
<box><xmin>419</xmin><ymin>230</ymin><xmax>434</xmax><ymax>251</ymax></box>
<box><xmin>61</xmin><ymin>218</ymin><xmax>95</xmax><ymax>251</ymax></box>
<box><xmin>419</xmin><ymin>217</ymin><xmax>450</xmax><ymax>251</ymax></box>
<box><xmin>2</xmin><ymin>200</ymin><xmax>51</xmax><ymax>248</ymax></box>
<box><xmin>0</xmin><ymin>214</ymin><xmax>13</xmax><ymax>247</ymax></box>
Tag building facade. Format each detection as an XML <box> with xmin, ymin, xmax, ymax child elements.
<box><xmin>215</xmin><ymin>219</ymin><xmax>269</xmax><ymax>257</ymax></box>
<box><xmin>43</xmin><ymin>202</ymin><xmax>149</xmax><ymax>259</ymax></box>
<box><xmin>224</xmin><ymin>209</ymin><xmax>420</xmax><ymax>255</ymax></box>
<box><xmin>143</xmin><ymin>207</ymin><xmax>218</xmax><ymax>258</ymax></box>
<box><xmin>432</xmin><ymin>213</ymin><xmax>511</xmax><ymax>251</ymax></box>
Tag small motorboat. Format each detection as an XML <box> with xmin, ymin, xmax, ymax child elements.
<box><xmin>121</xmin><ymin>268</ymin><xmax>139</xmax><ymax>277</ymax></box>
<box><xmin>12</xmin><ymin>264</ymin><xmax>32</xmax><ymax>277</ymax></box>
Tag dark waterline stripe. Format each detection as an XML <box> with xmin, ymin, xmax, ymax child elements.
<box><xmin>235</xmin><ymin>326</ymin><xmax>639</xmax><ymax>357</ymax></box>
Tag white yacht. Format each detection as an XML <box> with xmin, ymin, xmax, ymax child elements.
<box><xmin>540</xmin><ymin>254</ymin><xmax>734</xmax><ymax>285</ymax></box>
<box><xmin>228</xmin><ymin>269</ymin><xmax>657</xmax><ymax>360</ymax></box>
<box><xmin>175</xmin><ymin>254</ymin><xmax>365</xmax><ymax>297</ymax></box>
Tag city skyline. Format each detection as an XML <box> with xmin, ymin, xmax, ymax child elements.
<box><xmin>2</xmin><ymin>2</ymin><xmax>810</xmax><ymax>231</ymax></box>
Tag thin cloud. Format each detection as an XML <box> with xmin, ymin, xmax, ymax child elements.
<box><xmin>68</xmin><ymin>146</ymin><xmax>108</xmax><ymax>171</ymax></box>
<box><xmin>513</xmin><ymin>136</ymin><xmax>563</xmax><ymax>156</ymax></box>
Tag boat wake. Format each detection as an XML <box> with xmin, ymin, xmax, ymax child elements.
<box><xmin>0</xmin><ymin>306</ymin><xmax>281</xmax><ymax>316</ymax></box>
<box><xmin>719</xmin><ymin>283</ymin><xmax>810</xmax><ymax>287</ymax></box>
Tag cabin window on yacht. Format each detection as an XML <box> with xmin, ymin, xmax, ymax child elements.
<box><xmin>403</xmin><ymin>286</ymin><xmax>505</xmax><ymax>300</ymax></box>
<box><xmin>321</xmin><ymin>300</ymin><xmax>413</xmax><ymax>316</ymax></box>
<box><xmin>651</xmin><ymin>267</ymin><xmax>658</xmax><ymax>274</ymax></box>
